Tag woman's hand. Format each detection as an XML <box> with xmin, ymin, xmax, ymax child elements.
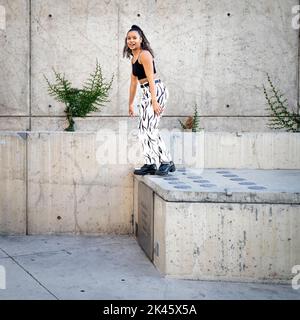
<box><xmin>129</xmin><ymin>104</ymin><xmax>134</xmax><ymax>117</ymax></box>
<box><xmin>152</xmin><ymin>100</ymin><xmax>163</xmax><ymax>116</ymax></box>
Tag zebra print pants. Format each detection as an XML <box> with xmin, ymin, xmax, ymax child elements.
<box><xmin>138</xmin><ymin>80</ymin><xmax>172</xmax><ymax>166</ymax></box>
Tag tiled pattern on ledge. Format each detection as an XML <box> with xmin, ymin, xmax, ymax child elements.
<box><xmin>149</xmin><ymin>168</ymin><xmax>300</xmax><ymax>193</ymax></box>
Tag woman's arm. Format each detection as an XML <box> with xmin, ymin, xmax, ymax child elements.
<box><xmin>129</xmin><ymin>72</ymin><xmax>138</xmax><ymax>116</ymax></box>
<box><xmin>140</xmin><ymin>51</ymin><xmax>162</xmax><ymax>115</ymax></box>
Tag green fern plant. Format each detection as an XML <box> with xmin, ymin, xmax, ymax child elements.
<box><xmin>263</xmin><ymin>73</ymin><xmax>300</xmax><ymax>132</ymax></box>
<box><xmin>44</xmin><ymin>60</ymin><xmax>114</xmax><ymax>131</ymax></box>
<box><xmin>178</xmin><ymin>104</ymin><xmax>201</xmax><ymax>132</ymax></box>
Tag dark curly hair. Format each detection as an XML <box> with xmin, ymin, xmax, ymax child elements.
<box><xmin>122</xmin><ymin>25</ymin><xmax>155</xmax><ymax>59</ymax></box>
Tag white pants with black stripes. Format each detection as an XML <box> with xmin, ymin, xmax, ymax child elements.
<box><xmin>138</xmin><ymin>80</ymin><xmax>172</xmax><ymax>166</ymax></box>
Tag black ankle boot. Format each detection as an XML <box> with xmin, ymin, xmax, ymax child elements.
<box><xmin>134</xmin><ymin>164</ymin><xmax>157</xmax><ymax>176</ymax></box>
<box><xmin>155</xmin><ymin>161</ymin><xmax>176</xmax><ymax>176</ymax></box>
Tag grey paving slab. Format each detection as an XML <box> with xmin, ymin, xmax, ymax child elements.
<box><xmin>2</xmin><ymin>236</ymin><xmax>166</xmax><ymax>300</ymax></box>
<box><xmin>0</xmin><ymin>234</ymin><xmax>132</xmax><ymax>257</ymax></box>
<box><xmin>0</xmin><ymin>235</ymin><xmax>299</xmax><ymax>300</ymax></box>
<box><xmin>0</xmin><ymin>250</ymin><xmax>8</xmax><ymax>258</ymax></box>
<box><xmin>162</xmin><ymin>279</ymin><xmax>300</xmax><ymax>300</ymax></box>
<box><xmin>0</xmin><ymin>256</ymin><xmax>55</xmax><ymax>300</ymax></box>
<box><xmin>135</xmin><ymin>169</ymin><xmax>300</xmax><ymax>203</ymax></box>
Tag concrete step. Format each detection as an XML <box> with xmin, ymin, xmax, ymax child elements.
<box><xmin>134</xmin><ymin>169</ymin><xmax>300</xmax><ymax>283</ymax></box>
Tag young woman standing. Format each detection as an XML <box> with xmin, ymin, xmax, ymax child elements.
<box><xmin>123</xmin><ymin>25</ymin><xmax>175</xmax><ymax>176</ymax></box>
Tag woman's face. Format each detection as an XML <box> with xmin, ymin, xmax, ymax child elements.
<box><xmin>126</xmin><ymin>31</ymin><xmax>142</xmax><ymax>50</ymax></box>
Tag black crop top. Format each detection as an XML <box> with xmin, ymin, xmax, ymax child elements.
<box><xmin>132</xmin><ymin>52</ymin><xmax>157</xmax><ymax>80</ymax></box>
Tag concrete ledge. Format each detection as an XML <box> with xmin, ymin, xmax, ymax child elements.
<box><xmin>27</xmin><ymin>132</ymin><xmax>133</xmax><ymax>234</ymax></box>
<box><xmin>1</xmin><ymin>131</ymin><xmax>300</xmax><ymax>235</ymax></box>
<box><xmin>154</xmin><ymin>198</ymin><xmax>300</xmax><ymax>283</ymax></box>
<box><xmin>134</xmin><ymin>168</ymin><xmax>300</xmax><ymax>283</ymax></box>
<box><xmin>0</xmin><ymin>131</ymin><xmax>136</xmax><ymax>235</ymax></box>
<box><xmin>203</xmin><ymin>132</ymin><xmax>300</xmax><ymax>169</ymax></box>
<box><xmin>134</xmin><ymin>169</ymin><xmax>300</xmax><ymax>204</ymax></box>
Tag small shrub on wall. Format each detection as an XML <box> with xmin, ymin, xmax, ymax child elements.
<box><xmin>44</xmin><ymin>60</ymin><xmax>114</xmax><ymax>131</ymax></box>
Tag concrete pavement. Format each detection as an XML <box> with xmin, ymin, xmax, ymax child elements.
<box><xmin>0</xmin><ymin>235</ymin><xmax>299</xmax><ymax>300</ymax></box>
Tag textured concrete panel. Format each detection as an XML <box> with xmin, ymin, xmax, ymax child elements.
<box><xmin>27</xmin><ymin>132</ymin><xmax>134</xmax><ymax>234</ymax></box>
<box><xmin>31</xmin><ymin>115</ymin><xmax>275</xmax><ymax>132</ymax></box>
<box><xmin>204</xmin><ymin>132</ymin><xmax>300</xmax><ymax>169</ymax></box>
<box><xmin>120</xmin><ymin>0</ymin><xmax>299</xmax><ymax>117</ymax></box>
<box><xmin>0</xmin><ymin>0</ymin><xmax>29</xmax><ymax>115</ymax></box>
<box><xmin>148</xmin><ymin>131</ymin><xmax>300</xmax><ymax>170</ymax></box>
<box><xmin>30</xmin><ymin>117</ymin><xmax>148</xmax><ymax>165</ymax></box>
<box><xmin>137</xmin><ymin>181</ymin><xmax>154</xmax><ymax>260</ymax></box>
<box><xmin>28</xmin><ymin>128</ymin><xmax>300</xmax><ymax>170</ymax></box>
<box><xmin>0</xmin><ymin>133</ymin><xmax>26</xmax><ymax>234</ymax></box>
<box><xmin>31</xmin><ymin>116</ymin><xmax>141</xmax><ymax>132</ymax></box>
<box><xmin>0</xmin><ymin>117</ymin><xmax>29</xmax><ymax>131</ymax></box>
<box><xmin>1</xmin><ymin>0</ymin><xmax>299</xmax><ymax>130</ymax></box>
<box><xmin>190</xmin><ymin>116</ymin><xmax>272</xmax><ymax>132</ymax></box>
<box><xmin>153</xmin><ymin>194</ymin><xmax>166</xmax><ymax>274</ymax></box>
<box><xmin>153</xmin><ymin>199</ymin><xmax>300</xmax><ymax>283</ymax></box>
<box><xmin>31</xmin><ymin>0</ymin><xmax>119</xmax><ymax>116</ymax></box>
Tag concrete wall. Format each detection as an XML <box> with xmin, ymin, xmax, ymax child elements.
<box><xmin>2</xmin><ymin>131</ymin><xmax>299</xmax><ymax>235</ymax></box>
<box><xmin>204</xmin><ymin>132</ymin><xmax>300</xmax><ymax>169</ymax></box>
<box><xmin>0</xmin><ymin>0</ymin><xmax>29</xmax><ymax>125</ymax></box>
<box><xmin>1</xmin><ymin>0</ymin><xmax>299</xmax><ymax>235</ymax></box>
<box><xmin>0</xmin><ymin>0</ymin><xmax>299</xmax><ymax>131</ymax></box>
<box><xmin>0</xmin><ymin>130</ymin><xmax>138</xmax><ymax>235</ymax></box>
<box><xmin>27</xmin><ymin>132</ymin><xmax>134</xmax><ymax>235</ymax></box>
<box><xmin>0</xmin><ymin>133</ymin><xmax>26</xmax><ymax>234</ymax></box>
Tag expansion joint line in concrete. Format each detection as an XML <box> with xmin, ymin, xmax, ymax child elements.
<box><xmin>117</xmin><ymin>4</ymin><xmax>120</xmax><ymax>123</ymax></box>
<box><xmin>28</xmin><ymin>0</ymin><xmax>32</xmax><ymax>131</ymax></box>
<box><xmin>25</xmin><ymin>131</ymin><xmax>28</xmax><ymax>235</ymax></box>
<box><xmin>154</xmin><ymin>192</ymin><xmax>300</xmax><ymax>205</ymax></box>
<box><xmin>0</xmin><ymin>248</ymin><xmax>59</xmax><ymax>300</ymax></box>
<box><xmin>298</xmin><ymin>0</ymin><xmax>300</xmax><ymax>115</ymax></box>
<box><xmin>25</xmin><ymin>0</ymin><xmax>32</xmax><ymax>235</ymax></box>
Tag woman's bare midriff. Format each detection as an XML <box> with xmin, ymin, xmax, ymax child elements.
<box><xmin>139</xmin><ymin>74</ymin><xmax>159</xmax><ymax>84</ymax></box>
